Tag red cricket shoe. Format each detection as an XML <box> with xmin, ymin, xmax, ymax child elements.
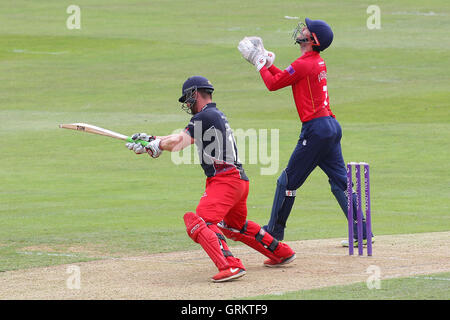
<box><xmin>211</xmin><ymin>267</ymin><xmax>246</xmax><ymax>283</ymax></box>
<box><xmin>264</xmin><ymin>253</ymin><xmax>296</xmax><ymax>268</ymax></box>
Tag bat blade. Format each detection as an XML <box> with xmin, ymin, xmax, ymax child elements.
<box><xmin>59</xmin><ymin>123</ymin><xmax>129</xmax><ymax>140</ymax></box>
<box><xmin>58</xmin><ymin>123</ymin><xmax>149</xmax><ymax>146</ymax></box>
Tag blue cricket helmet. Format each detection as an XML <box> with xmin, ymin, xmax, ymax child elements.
<box><xmin>178</xmin><ymin>76</ymin><xmax>214</xmax><ymax>103</ymax></box>
<box><xmin>305</xmin><ymin>18</ymin><xmax>334</xmax><ymax>51</ymax></box>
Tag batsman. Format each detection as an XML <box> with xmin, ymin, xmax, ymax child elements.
<box><xmin>238</xmin><ymin>18</ymin><xmax>373</xmax><ymax>246</ymax></box>
<box><xmin>126</xmin><ymin>76</ymin><xmax>295</xmax><ymax>282</ymax></box>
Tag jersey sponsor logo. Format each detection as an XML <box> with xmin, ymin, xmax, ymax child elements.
<box><xmin>285</xmin><ymin>65</ymin><xmax>295</xmax><ymax>75</ymax></box>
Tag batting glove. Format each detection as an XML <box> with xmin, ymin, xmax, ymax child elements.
<box><xmin>126</xmin><ymin>142</ymin><xmax>146</xmax><ymax>154</ymax></box>
<box><xmin>126</xmin><ymin>132</ymin><xmax>158</xmax><ymax>155</ymax></box>
<box><xmin>131</xmin><ymin>133</ymin><xmax>155</xmax><ymax>142</ymax></box>
<box><xmin>145</xmin><ymin>138</ymin><xmax>162</xmax><ymax>158</ymax></box>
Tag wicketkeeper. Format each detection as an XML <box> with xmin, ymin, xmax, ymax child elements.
<box><xmin>126</xmin><ymin>76</ymin><xmax>295</xmax><ymax>282</ymax></box>
<box><xmin>238</xmin><ymin>18</ymin><xmax>373</xmax><ymax>247</ymax></box>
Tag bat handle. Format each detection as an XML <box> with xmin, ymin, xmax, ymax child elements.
<box><xmin>126</xmin><ymin>137</ymin><xmax>149</xmax><ymax>146</ymax></box>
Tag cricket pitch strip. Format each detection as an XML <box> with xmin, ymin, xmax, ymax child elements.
<box><xmin>0</xmin><ymin>232</ymin><xmax>448</xmax><ymax>299</ymax></box>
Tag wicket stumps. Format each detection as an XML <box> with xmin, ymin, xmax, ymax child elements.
<box><xmin>346</xmin><ymin>162</ymin><xmax>372</xmax><ymax>256</ymax></box>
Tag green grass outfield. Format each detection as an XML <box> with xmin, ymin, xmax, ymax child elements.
<box><xmin>0</xmin><ymin>0</ymin><xmax>449</xmax><ymax>299</ymax></box>
<box><xmin>247</xmin><ymin>272</ymin><xmax>450</xmax><ymax>300</ymax></box>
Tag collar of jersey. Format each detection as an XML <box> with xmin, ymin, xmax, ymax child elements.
<box><xmin>199</xmin><ymin>102</ymin><xmax>216</xmax><ymax>112</ymax></box>
<box><xmin>301</xmin><ymin>51</ymin><xmax>319</xmax><ymax>59</ymax></box>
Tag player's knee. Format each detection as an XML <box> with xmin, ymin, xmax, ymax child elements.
<box><xmin>217</xmin><ymin>221</ymin><xmax>244</xmax><ymax>241</ymax></box>
<box><xmin>220</xmin><ymin>227</ymin><xmax>235</xmax><ymax>241</ymax></box>
<box><xmin>329</xmin><ymin>178</ymin><xmax>345</xmax><ymax>193</ymax></box>
<box><xmin>277</xmin><ymin>170</ymin><xmax>288</xmax><ymax>187</ymax></box>
<box><xmin>277</xmin><ymin>170</ymin><xmax>297</xmax><ymax>197</ymax></box>
<box><xmin>217</xmin><ymin>222</ymin><xmax>236</xmax><ymax>241</ymax></box>
<box><xmin>183</xmin><ymin>212</ymin><xmax>206</xmax><ymax>242</ymax></box>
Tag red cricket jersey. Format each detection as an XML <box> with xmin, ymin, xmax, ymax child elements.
<box><xmin>259</xmin><ymin>51</ymin><xmax>335</xmax><ymax>123</ymax></box>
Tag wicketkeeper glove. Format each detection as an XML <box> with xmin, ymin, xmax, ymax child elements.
<box><xmin>238</xmin><ymin>36</ymin><xmax>265</xmax><ymax>67</ymax></box>
<box><xmin>254</xmin><ymin>55</ymin><xmax>267</xmax><ymax>71</ymax></box>
<box><xmin>238</xmin><ymin>37</ymin><xmax>275</xmax><ymax>71</ymax></box>
<box><xmin>265</xmin><ymin>50</ymin><xmax>275</xmax><ymax>68</ymax></box>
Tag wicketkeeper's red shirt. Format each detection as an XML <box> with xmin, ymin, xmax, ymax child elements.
<box><xmin>259</xmin><ymin>51</ymin><xmax>335</xmax><ymax>123</ymax></box>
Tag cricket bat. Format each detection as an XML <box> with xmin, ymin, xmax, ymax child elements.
<box><xmin>59</xmin><ymin>123</ymin><xmax>149</xmax><ymax>146</ymax></box>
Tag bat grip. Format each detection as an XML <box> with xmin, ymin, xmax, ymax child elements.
<box><xmin>126</xmin><ymin>137</ymin><xmax>149</xmax><ymax>146</ymax></box>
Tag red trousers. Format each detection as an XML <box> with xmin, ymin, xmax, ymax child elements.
<box><xmin>196</xmin><ymin>170</ymin><xmax>249</xmax><ymax>228</ymax></box>
<box><xmin>184</xmin><ymin>170</ymin><xmax>295</xmax><ymax>272</ymax></box>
